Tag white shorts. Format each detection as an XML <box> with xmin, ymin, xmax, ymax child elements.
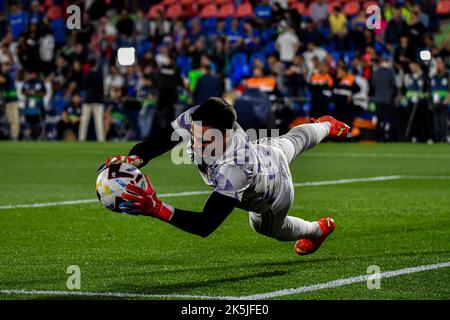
<box><xmin>248</xmin><ymin>134</ymin><xmax>298</xmax><ymax>237</ymax></box>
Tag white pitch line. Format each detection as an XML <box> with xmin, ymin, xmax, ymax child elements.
<box><xmin>305</xmin><ymin>152</ymin><xmax>450</xmax><ymax>159</ymax></box>
<box><xmin>0</xmin><ymin>261</ymin><xmax>448</xmax><ymax>300</ymax></box>
<box><xmin>241</xmin><ymin>261</ymin><xmax>450</xmax><ymax>300</ymax></box>
<box><xmin>1</xmin><ymin>175</ymin><xmax>450</xmax><ymax>210</ymax></box>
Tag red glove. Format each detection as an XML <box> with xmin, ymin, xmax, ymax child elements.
<box><xmin>97</xmin><ymin>155</ymin><xmax>143</xmax><ymax>173</ymax></box>
<box><xmin>120</xmin><ymin>175</ymin><xmax>174</xmax><ymax>221</ymax></box>
<box><xmin>311</xmin><ymin>115</ymin><xmax>351</xmax><ymax>139</ymax></box>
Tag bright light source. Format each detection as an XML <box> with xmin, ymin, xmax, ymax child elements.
<box><xmin>117</xmin><ymin>47</ymin><xmax>135</xmax><ymax>66</ymax></box>
<box><xmin>420</xmin><ymin>50</ymin><xmax>431</xmax><ymax>61</ymax></box>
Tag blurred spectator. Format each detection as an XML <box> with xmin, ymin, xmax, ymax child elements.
<box><xmin>309</xmin><ymin>62</ymin><xmax>334</xmax><ymax>118</ymax></box>
<box><xmin>385</xmin><ymin>7</ymin><xmax>408</xmax><ymax>49</ymax></box>
<box><xmin>431</xmin><ymin>57</ymin><xmax>449</xmax><ymax>143</ymax></box>
<box><xmin>283</xmin><ymin>55</ymin><xmax>308</xmax><ymax>98</ymax></box>
<box><xmin>404</xmin><ymin>61</ymin><xmax>431</xmax><ymax>142</ymax></box>
<box><xmin>333</xmin><ymin>65</ymin><xmax>360</xmax><ymax>126</ymax></box>
<box><xmin>372</xmin><ymin>55</ymin><xmax>398</xmax><ymax>141</ymax></box>
<box><xmin>123</xmin><ymin>65</ymin><xmax>141</xmax><ymax>140</ymax></box>
<box><xmin>244</xmin><ymin>66</ymin><xmax>276</xmax><ymax>93</ymax></box>
<box><xmin>303</xmin><ymin>42</ymin><xmax>327</xmax><ymax>72</ymax></box>
<box><xmin>79</xmin><ymin>59</ymin><xmax>105</xmax><ymax>142</ymax></box>
<box><xmin>8</xmin><ymin>3</ymin><xmax>28</xmax><ymax>41</ymax></box>
<box><xmin>116</xmin><ymin>9</ymin><xmax>134</xmax><ymax>39</ymax></box>
<box><xmin>150</xmin><ymin>9</ymin><xmax>170</xmax><ymax>44</ymax></box>
<box><xmin>105</xmin><ymin>65</ymin><xmax>125</xmax><ymax>99</ymax></box>
<box><xmin>39</xmin><ymin>24</ymin><xmax>56</xmax><ymax>77</ymax></box>
<box><xmin>276</xmin><ymin>22</ymin><xmax>300</xmax><ymax>65</ymax></box>
<box><xmin>58</xmin><ymin>93</ymin><xmax>82</xmax><ymax>140</ymax></box>
<box><xmin>329</xmin><ymin>7</ymin><xmax>348</xmax><ymax>37</ymax></box>
<box><xmin>138</xmin><ymin>65</ymin><xmax>157</xmax><ymax>139</ymax></box>
<box><xmin>0</xmin><ymin>62</ymin><xmax>19</xmax><ymax>140</ymax></box>
<box><xmin>22</xmin><ymin>70</ymin><xmax>46</xmax><ymax>140</ymax></box>
<box><xmin>394</xmin><ymin>36</ymin><xmax>415</xmax><ymax>73</ymax></box>
<box><xmin>194</xmin><ymin>63</ymin><xmax>223</xmax><ymax>105</ymax></box>
<box><xmin>152</xmin><ymin>54</ymin><xmax>183</xmax><ymax>136</ymax></box>
<box><xmin>408</xmin><ymin>11</ymin><xmax>426</xmax><ymax>51</ymax></box>
<box><xmin>309</xmin><ymin>0</ymin><xmax>328</xmax><ymax>26</ymax></box>
<box><xmin>255</xmin><ymin>0</ymin><xmax>273</xmax><ymax>21</ymax></box>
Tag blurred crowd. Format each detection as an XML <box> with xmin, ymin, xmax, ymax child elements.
<box><xmin>0</xmin><ymin>0</ymin><xmax>449</xmax><ymax>143</ymax></box>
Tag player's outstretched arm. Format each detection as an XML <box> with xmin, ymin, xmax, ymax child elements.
<box><xmin>120</xmin><ymin>176</ymin><xmax>239</xmax><ymax>238</ymax></box>
<box><xmin>97</xmin><ymin>127</ymin><xmax>180</xmax><ymax>172</ymax></box>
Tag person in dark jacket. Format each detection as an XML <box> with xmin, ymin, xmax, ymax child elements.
<box><xmin>79</xmin><ymin>58</ymin><xmax>105</xmax><ymax>141</ymax></box>
<box><xmin>372</xmin><ymin>55</ymin><xmax>398</xmax><ymax>141</ymax></box>
<box><xmin>151</xmin><ymin>54</ymin><xmax>184</xmax><ymax>137</ymax></box>
<box><xmin>193</xmin><ymin>64</ymin><xmax>223</xmax><ymax>105</ymax></box>
<box><xmin>332</xmin><ymin>65</ymin><xmax>360</xmax><ymax>127</ymax></box>
<box><xmin>431</xmin><ymin>57</ymin><xmax>449</xmax><ymax>142</ymax></box>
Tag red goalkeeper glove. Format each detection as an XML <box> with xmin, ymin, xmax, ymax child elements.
<box><xmin>97</xmin><ymin>155</ymin><xmax>143</xmax><ymax>173</ymax></box>
<box><xmin>119</xmin><ymin>175</ymin><xmax>174</xmax><ymax>221</ymax></box>
<box><xmin>311</xmin><ymin>115</ymin><xmax>351</xmax><ymax>139</ymax></box>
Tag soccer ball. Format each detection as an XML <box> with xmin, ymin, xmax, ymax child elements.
<box><xmin>95</xmin><ymin>163</ymin><xmax>148</xmax><ymax>212</ymax></box>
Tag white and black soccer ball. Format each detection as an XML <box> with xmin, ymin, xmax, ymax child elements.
<box><xmin>95</xmin><ymin>163</ymin><xmax>148</xmax><ymax>212</ymax></box>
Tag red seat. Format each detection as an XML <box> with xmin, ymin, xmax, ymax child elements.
<box><xmin>327</xmin><ymin>1</ymin><xmax>343</xmax><ymax>14</ymax></box>
<box><xmin>181</xmin><ymin>0</ymin><xmax>194</xmax><ymax>4</ymax></box>
<box><xmin>165</xmin><ymin>4</ymin><xmax>183</xmax><ymax>18</ymax></box>
<box><xmin>148</xmin><ymin>4</ymin><xmax>165</xmax><ymax>19</ymax></box>
<box><xmin>199</xmin><ymin>0</ymin><xmax>214</xmax><ymax>5</ymax></box>
<box><xmin>217</xmin><ymin>0</ymin><xmax>232</xmax><ymax>4</ymax></box>
<box><xmin>47</xmin><ymin>5</ymin><xmax>62</xmax><ymax>20</ymax></box>
<box><xmin>217</xmin><ymin>4</ymin><xmax>235</xmax><ymax>18</ymax></box>
<box><xmin>437</xmin><ymin>0</ymin><xmax>450</xmax><ymax>15</ymax></box>
<box><xmin>363</xmin><ymin>1</ymin><xmax>379</xmax><ymax>10</ymax></box>
<box><xmin>199</xmin><ymin>4</ymin><xmax>218</xmax><ymax>18</ymax></box>
<box><xmin>293</xmin><ymin>2</ymin><xmax>306</xmax><ymax>15</ymax></box>
<box><xmin>343</xmin><ymin>1</ymin><xmax>360</xmax><ymax>16</ymax></box>
<box><xmin>236</xmin><ymin>2</ymin><xmax>253</xmax><ymax>18</ymax></box>
<box><xmin>162</xmin><ymin>0</ymin><xmax>177</xmax><ymax>5</ymax></box>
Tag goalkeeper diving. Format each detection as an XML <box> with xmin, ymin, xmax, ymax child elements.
<box><xmin>98</xmin><ymin>97</ymin><xmax>350</xmax><ymax>255</ymax></box>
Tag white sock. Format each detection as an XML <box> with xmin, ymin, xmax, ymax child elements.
<box><xmin>275</xmin><ymin>217</ymin><xmax>322</xmax><ymax>241</ymax></box>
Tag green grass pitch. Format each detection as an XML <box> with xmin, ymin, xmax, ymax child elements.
<box><xmin>0</xmin><ymin>141</ymin><xmax>449</xmax><ymax>300</ymax></box>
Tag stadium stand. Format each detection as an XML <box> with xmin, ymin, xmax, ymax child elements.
<box><xmin>0</xmin><ymin>0</ymin><xmax>448</xmax><ymax>143</ymax></box>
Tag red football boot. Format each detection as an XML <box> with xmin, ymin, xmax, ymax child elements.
<box><xmin>311</xmin><ymin>115</ymin><xmax>350</xmax><ymax>138</ymax></box>
<box><xmin>294</xmin><ymin>217</ymin><xmax>336</xmax><ymax>256</ymax></box>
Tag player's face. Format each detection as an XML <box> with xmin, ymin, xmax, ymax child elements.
<box><xmin>191</xmin><ymin>123</ymin><xmax>227</xmax><ymax>163</ymax></box>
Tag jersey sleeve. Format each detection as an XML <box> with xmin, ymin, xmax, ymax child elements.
<box><xmin>171</xmin><ymin>105</ymin><xmax>200</xmax><ymax>141</ymax></box>
<box><xmin>213</xmin><ymin>164</ymin><xmax>252</xmax><ymax>202</ymax></box>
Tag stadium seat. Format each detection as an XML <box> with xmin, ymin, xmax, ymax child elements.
<box><xmin>216</xmin><ymin>0</ymin><xmax>232</xmax><ymax>4</ymax></box>
<box><xmin>293</xmin><ymin>2</ymin><xmax>306</xmax><ymax>16</ymax></box>
<box><xmin>165</xmin><ymin>4</ymin><xmax>184</xmax><ymax>18</ymax></box>
<box><xmin>437</xmin><ymin>0</ymin><xmax>450</xmax><ymax>15</ymax></box>
<box><xmin>199</xmin><ymin>4</ymin><xmax>218</xmax><ymax>18</ymax></box>
<box><xmin>236</xmin><ymin>3</ymin><xmax>253</xmax><ymax>18</ymax></box>
<box><xmin>327</xmin><ymin>2</ymin><xmax>342</xmax><ymax>14</ymax></box>
<box><xmin>181</xmin><ymin>0</ymin><xmax>194</xmax><ymax>4</ymax></box>
<box><xmin>199</xmin><ymin>0</ymin><xmax>214</xmax><ymax>5</ymax></box>
<box><xmin>343</xmin><ymin>1</ymin><xmax>360</xmax><ymax>16</ymax></box>
<box><xmin>148</xmin><ymin>4</ymin><xmax>165</xmax><ymax>19</ymax></box>
<box><xmin>163</xmin><ymin>0</ymin><xmax>178</xmax><ymax>5</ymax></box>
<box><xmin>363</xmin><ymin>1</ymin><xmax>379</xmax><ymax>10</ymax></box>
<box><xmin>47</xmin><ymin>5</ymin><xmax>62</xmax><ymax>20</ymax></box>
<box><xmin>217</xmin><ymin>4</ymin><xmax>235</xmax><ymax>18</ymax></box>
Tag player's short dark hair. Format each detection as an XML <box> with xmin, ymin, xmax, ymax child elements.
<box><xmin>191</xmin><ymin>97</ymin><xmax>237</xmax><ymax>133</ymax></box>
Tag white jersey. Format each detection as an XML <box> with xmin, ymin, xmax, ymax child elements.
<box><xmin>171</xmin><ymin>106</ymin><xmax>291</xmax><ymax>213</ymax></box>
